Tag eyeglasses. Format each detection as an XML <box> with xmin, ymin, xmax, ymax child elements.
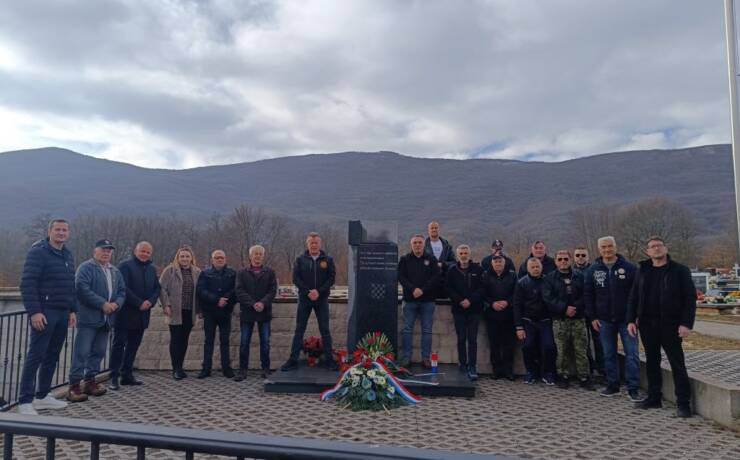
<box><xmin>574</xmin><ymin>254</ymin><xmax>587</xmax><ymax>257</ymax></box>
<box><xmin>556</xmin><ymin>257</ymin><xmax>570</xmax><ymax>261</ymax></box>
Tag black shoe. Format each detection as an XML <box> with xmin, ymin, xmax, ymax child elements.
<box><xmin>600</xmin><ymin>385</ymin><xmax>620</xmax><ymax>397</ymax></box>
<box><xmin>506</xmin><ymin>373</ymin><xmax>516</xmax><ymax>381</ymax></box>
<box><xmin>261</xmin><ymin>369</ymin><xmax>270</xmax><ymax>379</ymax></box>
<box><xmin>628</xmin><ymin>389</ymin><xmax>646</xmax><ymax>402</ymax></box>
<box><xmin>280</xmin><ymin>359</ymin><xmax>298</xmax><ymax>372</ymax></box>
<box><xmin>233</xmin><ymin>369</ymin><xmax>247</xmax><ymax>382</ymax></box>
<box><xmin>120</xmin><ymin>375</ymin><xmax>143</xmax><ymax>386</ymax></box>
<box><xmin>467</xmin><ymin>366</ymin><xmax>479</xmax><ymax>381</ymax></box>
<box><xmin>325</xmin><ymin>360</ymin><xmax>339</xmax><ymax>371</ymax></box>
<box><xmin>108</xmin><ymin>377</ymin><xmax>120</xmax><ymax>391</ymax></box>
<box><xmin>196</xmin><ymin>369</ymin><xmax>211</xmax><ymax>379</ymax></box>
<box><xmin>578</xmin><ymin>378</ymin><xmax>594</xmax><ymax>391</ymax></box>
<box><xmin>222</xmin><ymin>368</ymin><xmax>235</xmax><ymax>378</ymax></box>
<box><xmin>676</xmin><ymin>405</ymin><xmax>692</xmax><ymax>418</ymax></box>
<box><xmin>556</xmin><ymin>378</ymin><xmax>570</xmax><ymax>389</ymax></box>
<box><xmin>635</xmin><ymin>398</ymin><xmax>662</xmax><ymax>410</ymax></box>
<box><xmin>173</xmin><ymin>369</ymin><xmax>187</xmax><ymax>380</ymax></box>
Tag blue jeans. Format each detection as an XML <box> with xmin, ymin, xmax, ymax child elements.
<box><xmin>288</xmin><ymin>299</ymin><xmax>333</xmax><ymax>361</ymax></box>
<box><xmin>69</xmin><ymin>324</ymin><xmax>109</xmax><ymax>384</ymax></box>
<box><xmin>599</xmin><ymin>320</ymin><xmax>640</xmax><ymax>390</ymax></box>
<box><xmin>240</xmin><ymin>321</ymin><xmax>271</xmax><ymax>370</ymax></box>
<box><xmin>401</xmin><ymin>301</ymin><xmax>435</xmax><ymax>361</ymax></box>
<box><xmin>19</xmin><ymin>309</ymin><xmax>70</xmax><ymax>404</ymax></box>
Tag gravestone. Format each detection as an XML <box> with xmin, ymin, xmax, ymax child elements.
<box><xmin>347</xmin><ymin>220</ymin><xmax>399</xmax><ymax>352</ymax></box>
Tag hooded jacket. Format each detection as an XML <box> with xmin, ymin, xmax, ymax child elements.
<box><xmin>293</xmin><ymin>250</ymin><xmax>336</xmax><ymax>301</ymax></box>
<box><xmin>626</xmin><ymin>256</ymin><xmax>697</xmax><ymax>328</ymax></box>
<box><xmin>20</xmin><ymin>238</ymin><xmax>78</xmax><ymax>315</ymax></box>
<box><xmin>583</xmin><ymin>254</ymin><xmax>636</xmax><ymax>323</ymax></box>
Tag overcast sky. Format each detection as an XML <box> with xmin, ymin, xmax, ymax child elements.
<box><xmin>0</xmin><ymin>0</ymin><xmax>731</xmax><ymax>168</ymax></box>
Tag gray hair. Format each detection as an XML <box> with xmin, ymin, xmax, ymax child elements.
<box><xmin>456</xmin><ymin>244</ymin><xmax>470</xmax><ymax>253</ymax></box>
<box><xmin>249</xmin><ymin>245</ymin><xmax>265</xmax><ymax>256</ymax></box>
<box><xmin>597</xmin><ymin>236</ymin><xmax>616</xmax><ymax>246</ymax></box>
<box><xmin>135</xmin><ymin>241</ymin><xmax>152</xmax><ymax>251</ymax></box>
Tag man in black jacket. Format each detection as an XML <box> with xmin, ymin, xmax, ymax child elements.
<box><xmin>281</xmin><ymin>232</ymin><xmax>338</xmax><ymax>371</ymax></box>
<box><xmin>514</xmin><ymin>257</ymin><xmax>556</xmax><ymax>385</ymax></box>
<box><xmin>517</xmin><ymin>240</ymin><xmax>557</xmax><ymax>279</ymax></box>
<box><xmin>110</xmin><ymin>241</ymin><xmax>161</xmax><ymax>390</ymax></box>
<box><xmin>480</xmin><ymin>240</ymin><xmax>516</xmax><ymax>275</ymax></box>
<box><xmin>446</xmin><ymin>245</ymin><xmax>485</xmax><ymax>381</ymax></box>
<box><xmin>627</xmin><ymin>236</ymin><xmax>696</xmax><ymax>418</ymax></box>
<box><xmin>196</xmin><ymin>250</ymin><xmax>237</xmax><ymax>378</ymax></box>
<box><xmin>424</xmin><ymin>221</ymin><xmax>456</xmax><ymax>298</ymax></box>
<box><xmin>543</xmin><ymin>250</ymin><xmax>590</xmax><ymax>389</ymax></box>
<box><xmin>398</xmin><ymin>234</ymin><xmax>441</xmax><ymax>368</ymax></box>
<box><xmin>235</xmin><ymin>245</ymin><xmax>277</xmax><ymax>380</ymax></box>
<box><xmin>482</xmin><ymin>252</ymin><xmax>517</xmax><ymax>380</ymax></box>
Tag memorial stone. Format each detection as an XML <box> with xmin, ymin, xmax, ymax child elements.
<box><xmin>347</xmin><ymin>220</ymin><xmax>399</xmax><ymax>351</ymax></box>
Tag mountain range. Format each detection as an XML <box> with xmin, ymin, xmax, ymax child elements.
<box><xmin>0</xmin><ymin>145</ymin><xmax>734</xmax><ymax>241</ymax></box>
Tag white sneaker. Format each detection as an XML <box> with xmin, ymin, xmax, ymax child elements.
<box><xmin>17</xmin><ymin>403</ymin><xmax>38</xmax><ymax>415</ymax></box>
<box><xmin>33</xmin><ymin>394</ymin><xmax>68</xmax><ymax>410</ymax></box>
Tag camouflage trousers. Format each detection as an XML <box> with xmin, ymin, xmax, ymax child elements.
<box><xmin>554</xmin><ymin>318</ymin><xmax>589</xmax><ymax>379</ymax></box>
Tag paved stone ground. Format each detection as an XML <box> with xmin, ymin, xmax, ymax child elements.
<box><xmin>693</xmin><ymin>320</ymin><xmax>740</xmax><ymax>340</ymax></box>
<box><xmin>682</xmin><ymin>351</ymin><xmax>740</xmax><ymax>386</ymax></box>
<box><xmin>2</xmin><ymin>371</ymin><xmax>739</xmax><ymax>460</ymax></box>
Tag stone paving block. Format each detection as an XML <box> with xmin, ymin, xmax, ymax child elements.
<box><xmin>4</xmin><ymin>370</ymin><xmax>738</xmax><ymax>460</ymax></box>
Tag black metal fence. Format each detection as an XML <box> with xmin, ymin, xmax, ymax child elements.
<box><xmin>0</xmin><ymin>413</ymin><xmax>506</xmax><ymax>460</ymax></box>
<box><xmin>0</xmin><ymin>311</ymin><xmax>110</xmax><ymax>410</ymax></box>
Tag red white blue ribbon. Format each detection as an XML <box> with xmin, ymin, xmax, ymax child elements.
<box><xmin>320</xmin><ymin>359</ymin><xmax>421</xmax><ymax>404</ymax></box>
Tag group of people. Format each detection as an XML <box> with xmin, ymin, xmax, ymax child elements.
<box><xmin>16</xmin><ymin>218</ymin><xmax>696</xmax><ymax>419</ymax></box>
<box><xmin>397</xmin><ymin>222</ymin><xmax>696</xmax><ymax>418</ymax></box>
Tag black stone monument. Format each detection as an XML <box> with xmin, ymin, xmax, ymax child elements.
<box><xmin>346</xmin><ymin>220</ymin><xmax>399</xmax><ymax>352</ymax></box>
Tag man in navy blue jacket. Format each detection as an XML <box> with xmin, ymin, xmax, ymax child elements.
<box><xmin>196</xmin><ymin>249</ymin><xmax>237</xmax><ymax>378</ymax></box>
<box><xmin>583</xmin><ymin>236</ymin><xmax>642</xmax><ymax>402</ymax></box>
<box><xmin>110</xmin><ymin>241</ymin><xmax>160</xmax><ymax>390</ymax></box>
<box><xmin>17</xmin><ymin>219</ymin><xmax>78</xmax><ymax>415</ymax></box>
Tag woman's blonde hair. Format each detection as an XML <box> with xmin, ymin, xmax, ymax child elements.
<box><xmin>172</xmin><ymin>245</ymin><xmax>197</xmax><ymax>268</ymax></box>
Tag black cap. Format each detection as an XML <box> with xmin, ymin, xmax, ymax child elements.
<box><xmin>492</xmin><ymin>239</ymin><xmax>504</xmax><ymax>249</ymax></box>
<box><xmin>491</xmin><ymin>251</ymin><xmax>505</xmax><ymax>260</ymax></box>
<box><xmin>95</xmin><ymin>239</ymin><xmax>115</xmax><ymax>249</ymax></box>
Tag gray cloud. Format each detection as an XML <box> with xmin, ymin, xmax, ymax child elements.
<box><xmin>0</xmin><ymin>0</ymin><xmax>730</xmax><ymax>168</ymax></box>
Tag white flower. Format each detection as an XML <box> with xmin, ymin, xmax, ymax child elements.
<box><xmin>351</xmin><ymin>376</ymin><xmax>360</xmax><ymax>387</ymax></box>
<box><xmin>388</xmin><ymin>385</ymin><xmax>395</xmax><ymax>394</ymax></box>
<box><xmin>367</xmin><ymin>369</ymin><xmax>376</xmax><ymax>378</ymax></box>
<box><xmin>350</xmin><ymin>367</ymin><xmax>361</xmax><ymax>375</ymax></box>
<box><xmin>374</xmin><ymin>376</ymin><xmax>386</xmax><ymax>386</ymax></box>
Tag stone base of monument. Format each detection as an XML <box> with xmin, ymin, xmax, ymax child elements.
<box><xmin>264</xmin><ymin>361</ymin><xmax>476</xmax><ymax>397</ymax></box>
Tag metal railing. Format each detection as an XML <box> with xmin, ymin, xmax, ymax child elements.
<box><xmin>0</xmin><ymin>311</ymin><xmax>111</xmax><ymax>410</ymax></box>
<box><xmin>0</xmin><ymin>413</ymin><xmax>505</xmax><ymax>460</ymax></box>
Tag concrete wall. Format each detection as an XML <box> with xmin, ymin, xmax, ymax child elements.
<box><xmin>135</xmin><ymin>299</ymin><xmax>527</xmax><ymax>375</ymax></box>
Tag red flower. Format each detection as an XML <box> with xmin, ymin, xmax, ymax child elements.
<box><xmin>363</xmin><ymin>358</ymin><xmax>373</xmax><ymax>369</ymax></box>
<box><xmin>307</xmin><ymin>356</ymin><xmax>317</xmax><ymax>367</ymax></box>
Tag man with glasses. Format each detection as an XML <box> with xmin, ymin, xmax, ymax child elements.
<box><xmin>627</xmin><ymin>236</ymin><xmax>696</xmax><ymax>418</ymax></box>
<box><xmin>543</xmin><ymin>250</ymin><xmax>591</xmax><ymax>389</ymax></box>
<box><xmin>573</xmin><ymin>247</ymin><xmax>591</xmax><ymax>270</ymax></box>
